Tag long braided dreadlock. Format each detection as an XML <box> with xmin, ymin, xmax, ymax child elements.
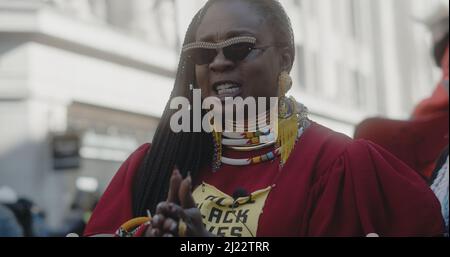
<box><xmin>132</xmin><ymin>0</ymin><xmax>296</xmax><ymax>217</ymax></box>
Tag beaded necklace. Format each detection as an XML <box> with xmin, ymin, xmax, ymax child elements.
<box><xmin>221</xmin><ymin>127</ymin><xmax>305</xmax><ymax>166</ymax></box>
<box><xmin>212</xmin><ymin>100</ymin><xmax>309</xmax><ymax>171</ymax></box>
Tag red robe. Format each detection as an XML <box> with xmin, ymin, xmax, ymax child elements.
<box><xmin>85</xmin><ymin>122</ymin><xmax>444</xmax><ymax>237</ymax></box>
<box><xmin>355</xmin><ymin>46</ymin><xmax>449</xmax><ymax>178</ymax></box>
<box><xmin>354</xmin><ymin>112</ymin><xmax>448</xmax><ymax>179</ymax></box>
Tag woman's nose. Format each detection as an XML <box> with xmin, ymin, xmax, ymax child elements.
<box><xmin>209</xmin><ymin>49</ymin><xmax>234</xmax><ymax>72</ymax></box>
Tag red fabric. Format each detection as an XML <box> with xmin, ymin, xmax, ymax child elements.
<box><xmin>133</xmin><ymin>223</ymin><xmax>151</xmax><ymax>237</ymax></box>
<box><xmin>354</xmin><ymin>113</ymin><xmax>449</xmax><ymax>179</ymax></box>
<box><xmin>413</xmin><ymin>46</ymin><xmax>449</xmax><ymax>118</ymax></box>
<box><xmin>85</xmin><ymin>123</ymin><xmax>444</xmax><ymax>237</ymax></box>
<box><xmin>413</xmin><ymin>85</ymin><xmax>449</xmax><ymax>119</ymax></box>
<box><xmin>356</xmin><ymin>46</ymin><xmax>449</xmax><ymax>178</ymax></box>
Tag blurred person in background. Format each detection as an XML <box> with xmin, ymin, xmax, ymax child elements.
<box><xmin>429</xmin><ymin>41</ymin><xmax>449</xmax><ymax>237</ymax></box>
<box><xmin>4</xmin><ymin>199</ymin><xmax>49</xmax><ymax>237</ymax></box>
<box><xmin>52</xmin><ymin>188</ymin><xmax>99</xmax><ymax>237</ymax></box>
<box><xmin>355</xmin><ymin>4</ymin><xmax>449</xmax><ymax>180</ymax></box>
<box><xmin>0</xmin><ymin>186</ymin><xmax>23</xmax><ymax>237</ymax></box>
<box><xmin>0</xmin><ymin>205</ymin><xmax>23</xmax><ymax>237</ymax></box>
<box><xmin>355</xmin><ymin>5</ymin><xmax>449</xmax><ymax>236</ymax></box>
<box><xmin>84</xmin><ymin>0</ymin><xmax>444</xmax><ymax>237</ymax></box>
<box><xmin>430</xmin><ymin>147</ymin><xmax>449</xmax><ymax>236</ymax></box>
<box><xmin>0</xmin><ymin>186</ymin><xmax>49</xmax><ymax>237</ymax></box>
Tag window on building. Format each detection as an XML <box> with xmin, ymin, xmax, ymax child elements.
<box><xmin>88</xmin><ymin>0</ymin><xmax>107</xmax><ymax>21</ymax></box>
<box><xmin>335</xmin><ymin>61</ymin><xmax>345</xmax><ymax>102</ymax></box>
<box><xmin>351</xmin><ymin>70</ymin><xmax>367</xmax><ymax>108</ymax></box>
<box><xmin>332</xmin><ymin>0</ymin><xmax>342</xmax><ymax>33</ymax></box>
<box><xmin>307</xmin><ymin>0</ymin><xmax>317</xmax><ymax>19</ymax></box>
<box><xmin>46</xmin><ymin>0</ymin><xmax>107</xmax><ymax>22</ymax></box>
<box><xmin>348</xmin><ymin>0</ymin><xmax>360</xmax><ymax>40</ymax></box>
<box><xmin>291</xmin><ymin>0</ymin><xmax>302</xmax><ymax>7</ymax></box>
<box><xmin>297</xmin><ymin>45</ymin><xmax>307</xmax><ymax>90</ymax></box>
<box><xmin>312</xmin><ymin>52</ymin><xmax>322</xmax><ymax>94</ymax></box>
<box><xmin>105</xmin><ymin>0</ymin><xmax>134</xmax><ymax>30</ymax></box>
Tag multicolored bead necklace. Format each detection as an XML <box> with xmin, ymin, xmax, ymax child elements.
<box><xmin>212</xmin><ymin>100</ymin><xmax>310</xmax><ymax>171</ymax></box>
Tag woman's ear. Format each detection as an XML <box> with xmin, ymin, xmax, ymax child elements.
<box><xmin>279</xmin><ymin>47</ymin><xmax>293</xmax><ymax>72</ymax></box>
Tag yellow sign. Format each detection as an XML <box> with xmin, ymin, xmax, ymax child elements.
<box><xmin>192</xmin><ymin>183</ymin><xmax>272</xmax><ymax>237</ymax></box>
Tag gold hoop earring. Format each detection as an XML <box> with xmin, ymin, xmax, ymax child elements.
<box><xmin>278</xmin><ymin>71</ymin><xmax>292</xmax><ymax>97</ymax></box>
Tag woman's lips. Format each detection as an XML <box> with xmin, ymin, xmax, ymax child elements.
<box><xmin>213</xmin><ymin>82</ymin><xmax>243</xmax><ymax>102</ymax></box>
<box><xmin>217</xmin><ymin>89</ymin><xmax>243</xmax><ymax>102</ymax></box>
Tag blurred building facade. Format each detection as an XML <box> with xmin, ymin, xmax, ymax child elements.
<box><xmin>0</xmin><ymin>0</ymin><xmax>447</xmax><ymax>229</ymax></box>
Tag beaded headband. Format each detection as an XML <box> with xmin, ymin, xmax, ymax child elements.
<box><xmin>182</xmin><ymin>36</ymin><xmax>257</xmax><ymax>52</ymax></box>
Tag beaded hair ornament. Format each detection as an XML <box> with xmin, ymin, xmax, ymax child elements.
<box><xmin>182</xmin><ymin>36</ymin><xmax>257</xmax><ymax>52</ymax></box>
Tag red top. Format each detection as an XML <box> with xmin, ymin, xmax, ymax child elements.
<box><xmin>85</xmin><ymin>122</ymin><xmax>444</xmax><ymax>237</ymax></box>
<box><xmin>413</xmin><ymin>46</ymin><xmax>449</xmax><ymax>118</ymax></box>
<box><xmin>355</xmin><ymin>46</ymin><xmax>449</xmax><ymax>178</ymax></box>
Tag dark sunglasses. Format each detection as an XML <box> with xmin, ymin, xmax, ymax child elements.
<box><xmin>182</xmin><ymin>36</ymin><xmax>279</xmax><ymax>65</ymax></box>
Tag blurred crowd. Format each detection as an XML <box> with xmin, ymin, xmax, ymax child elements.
<box><xmin>0</xmin><ymin>185</ymin><xmax>98</xmax><ymax>237</ymax></box>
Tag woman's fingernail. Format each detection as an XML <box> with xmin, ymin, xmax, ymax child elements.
<box><xmin>187</xmin><ymin>172</ymin><xmax>192</xmax><ymax>189</ymax></box>
<box><xmin>153</xmin><ymin>215</ymin><xmax>160</xmax><ymax>224</ymax></box>
<box><xmin>170</xmin><ymin>222</ymin><xmax>177</xmax><ymax>231</ymax></box>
